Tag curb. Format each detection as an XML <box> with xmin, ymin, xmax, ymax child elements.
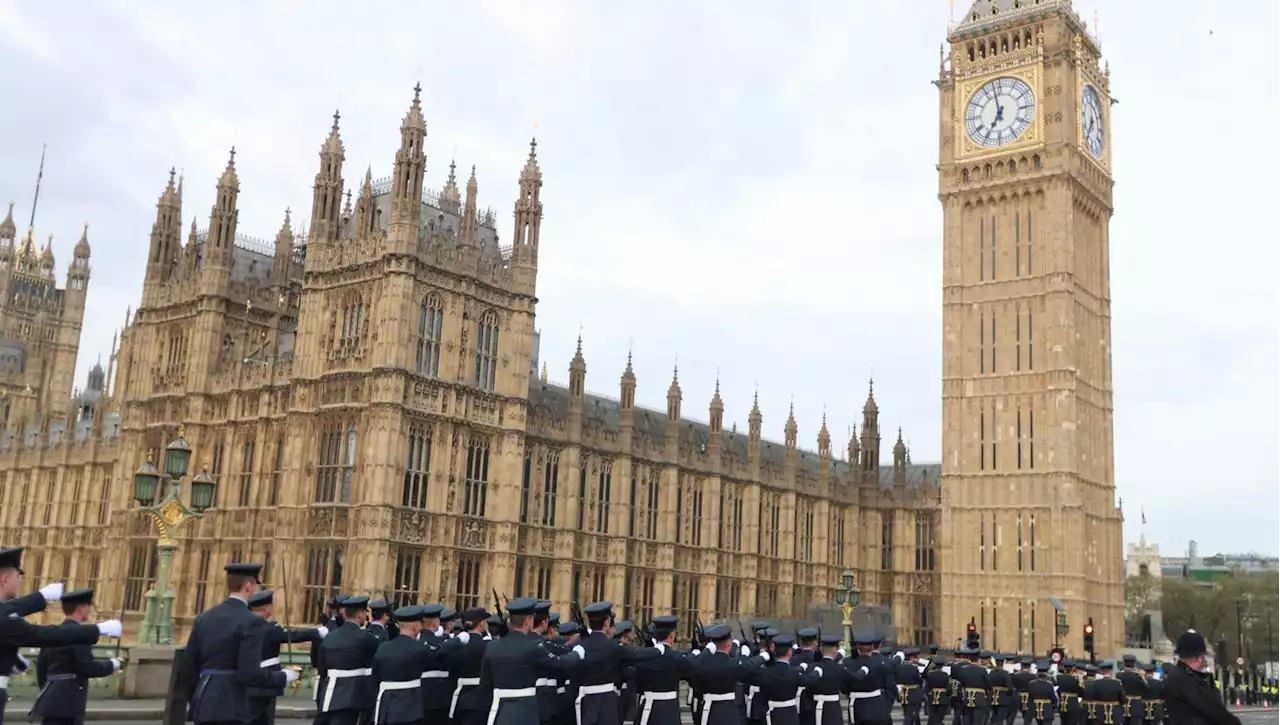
<box><xmin>5</xmin><ymin>705</ymin><xmax>317</xmax><ymax>721</ymax></box>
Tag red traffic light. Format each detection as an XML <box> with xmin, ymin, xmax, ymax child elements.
<box><xmin>1083</xmin><ymin>624</ymin><xmax>1094</xmax><ymax>634</ymax></box>
<box><xmin>967</xmin><ymin>623</ymin><xmax>977</xmax><ymax>633</ymax></box>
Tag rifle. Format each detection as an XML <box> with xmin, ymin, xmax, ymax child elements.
<box><xmin>570</xmin><ymin>600</ymin><xmax>586</xmax><ymax>632</ymax></box>
<box><xmin>492</xmin><ymin>588</ymin><xmax>507</xmax><ymax>625</ymax></box>
<box><xmin>736</xmin><ymin>618</ymin><xmax>750</xmax><ymax>646</ymax></box>
<box><xmin>693</xmin><ymin>614</ymin><xmax>706</xmax><ymax>649</ymax></box>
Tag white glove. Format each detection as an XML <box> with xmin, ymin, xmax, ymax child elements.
<box><xmin>691</xmin><ymin>648</ymin><xmax>701</xmax><ymax>656</ymax></box>
<box><xmin>458</xmin><ymin>631</ymin><xmax>471</xmax><ymax>644</ymax></box>
<box><xmin>733</xmin><ymin>639</ymin><xmax>741</xmax><ymax>647</ymax></box>
<box><xmin>859</xmin><ymin>665</ymin><xmax>869</xmax><ymax>676</ymax></box>
<box><xmin>814</xmin><ymin>666</ymin><xmax>824</xmax><ymax>677</ymax></box>
<box><xmin>40</xmin><ymin>582</ymin><xmax>64</xmax><ymax>602</ymax></box>
<box><xmin>317</xmin><ymin>626</ymin><xmax>330</xmax><ymax>638</ymax></box>
<box><xmin>97</xmin><ymin>620</ymin><xmax>123</xmax><ymax>638</ymax></box>
<box><xmin>571</xmin><ymin>644</ymin><xmax>586</xmax><ymax>659</ymax></box>
<box><xmin>483</xmin><ymin>634</ymin><xmax>493</xmax><ymax>641</ymax></box>
<box><xmin>110</xmin><ymin>658</ymin><xmax>122</xmax><ymax>671</ymax></box>
<box><xmin>837</xmin><ymin>648</ymin><xmax>847</xmax><ymax>658</ymax></box>
<box><xmin>758</xmin><ymin>651</ymin><xmax>771</xmax><ymax>662</ymax></box>
<box><xmin>798</xmin><ymin>662</ymin><xmax>809</xmax><ymax>671</ymax></box>
<box><xmin>435</xmin><ymin>625</ymin><xmax>444</xmax><ymax>636</ymax></box>
<box><xmin>284</xmin><ymin>669</ymin><xmax>300</xmax><ymax>683</ymax></box>
<box><xmin>740</xmin><ymin>645</ymin><xmax>751</xmax><ymax>657</ymax></box>
<box><xmin>894</xmin><ymin>651</ymin><xmax>906</xmax><ymax>661</ymax></box>
<box><xmin>705</xmin><ymin>642</ymin><xmax>715</xmax><ymax>653</ymax></box>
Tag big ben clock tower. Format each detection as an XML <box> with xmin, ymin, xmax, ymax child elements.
<box><xmin>937</xmin><ymin>0</ymin><xmax>1124</xmax><ymax>656</ymax></box>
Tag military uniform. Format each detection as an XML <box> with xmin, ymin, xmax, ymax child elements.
<box><xmin>367</xmin><ymin>599</ymin><xmax>396</xmax><ymax>643</ymax></box>
<box><xmin>27</xmin><ymin>588</ymin><xmax>119</xmax><ymax>725</ymax></box>
<box><xmin>951</xmin><ymin>649</ymin><xmax>991</xmax><ymax>725</ymax></box>
<box><xmin>629</xmin><ymin>616</ymin><xmax>686</xmax><ymax>725</ymax></box>
<box><xmin>575</xmin><ymin>601</ymin><xmax>662</xmax><ymax>725</ymax></box>
<box><xmin>446</xmin><ymin>608</ymin><xmax>492</xmax><ymax>725</ymax></box>
<box><xmin>745</xmin><ymin>628</ymin><xmax>778</xmax><ymax>725</ymax></box>
<box><xmin>177</xmin><ymin>563</ymin><xmax>291</xmax><ymax>725</ymax></box>
<box><xmin>685</xmin><ymin>625</ymin><xmax>760</xmax><ymax>725</ymax></box>
<box><xmin>1025</xmin><ymin>663</ymin><xmax>1056</xmax><ymax>725</ymax></box>
<box><xmin>897</xmin><ymin>648</ymin><xmax>926</xmax><ymax>725</ymax></box>
<box><xmin>802</xmin><ymin>636</ymin><xmax>844</xmax><ymax>725</ymax></box>
<box><xmin>743</xmin><ymin>634</ymin><xmax>802</xmax><ymax>725</ymax></box>
<box><xmin>923</xmin><ymin>652</ymin><xmax>952</xmax><ymax>725</ymax></box>
<box><xmin>480</xmin><ymin>598</ymin><xmax>584</xmax><ymax>725</ymax></box>
<box><xmin>1055</xmin><ymin>662</ymin><xmax>1086</xmax><ymax>725</ymax></box>
<box><xmin>842</xmin><ymin>633</ymin><xmax>893</xmax><ymax>725</ymax></box>
<box><xmin>1083</xmin><ymin>665</ymin><xmax>1127</xmax><ymax>725</ymax></box>
<box><xmin>370</xmin><ymin>605</ymin><xmax>440</xmax><ymax>725</ymax></box>
<box><xmin>315</xmin><ymin>595</ymin><xmax>379</xmax><ymax>725</ymax></box>
<box><xmin>415</xmin><ymin>604</ymin><xmax>453</xmax><ymax>723</ymax></box>
<box><xmin>611</xmin><ymin>620</ymin><xmax>638</xmax><ymax>724</ymax></box>
<box><xmin>1140</xmin><ymin>664</ymin><xmax>1164</xmax><ymax>725</ymax></box>
<box><xmin>245</xmin><ymin>590</ymin><xmax>326</xmax><ymax>725</ymax></box>
<box><xmin>1009</xmin><ymin>660</ymin><xmax>1034</xmax><ymax>725</ymax></box>
<box><xmin>1117</xmin><ymin>656</ymin><xmax>1148</xmax><ymax>725</ymax></box>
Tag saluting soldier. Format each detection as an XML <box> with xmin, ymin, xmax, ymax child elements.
<box><xmin>682</xmin><ymin>625</ymin><xmax>752</xmax><ymax>725</ymax></box>
<box><xmin>370</xmin><ymin>605</ymin><xmax>441</xmax><ymax>725</ymax></box>
<box><xmin>415</xmin><ymin>604</ymin><xmax>452</xmax><ymax>724</ymax></box>
<box><xmin>1</xmin><ymin>547</ymin><xmax>118</xmax><ymax>725</ymax></box>
<box><xmin>27</xmin><ymin>588</ymin><xmax>121</xmax><ymax>725</ymax></box>
<box><xmin>799</xmin><ymin>634</ymin><xmax>843</xmax><ymax>725</ymax></box>
<box><xmin>575</xmin><ymin>601</ymin><xmax>662</xmax><ymax>725</ymax></box>
<box><xmin>314</xmin><ymin>594</ymin><xmax>379</xmax><ymax>725</ymax></box>
<box><xmin>629</xmin><ymin>616</ymin><xmax>685</xmax><ymax>725</ymax></box>
<box><xmin>481</xmin><ymin>598</ymin><xmax>585</xmax><ymax>725</ymax></box>
<box><xmin>178</xmin><ymin>562</ymin><xmax>298</xmax><ymax>725</ymax></box>
<box><xmin>747</xmin><ymin>633</ymin><xmax>803</xmax><ymax>725</ymax></box>
<box><xmin>447</xmin><ymin>608</ymin><xmax>491</xmax><ymax>725</ymax></box>
<box><xmin>246</xmin><ymin>590</ymin><xmax>327</xmax><ymax>725</ymax></box>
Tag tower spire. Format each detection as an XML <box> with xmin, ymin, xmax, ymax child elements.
<box><xmin>28</xmin><ymin>143</ymin><xmax>46</xmax><ymax>229</ymax></box>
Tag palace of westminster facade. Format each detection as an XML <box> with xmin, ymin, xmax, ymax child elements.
<box><xmin>0</xmin><ymin>0</ymin><xmax>1122</xmax><ymax>654</ymax></box>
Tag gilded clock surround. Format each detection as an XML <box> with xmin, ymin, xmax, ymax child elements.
<box><xmin>954</xmin><ymin>65</ymin><xmax>1044</xmax><ymax>161</ymax></box>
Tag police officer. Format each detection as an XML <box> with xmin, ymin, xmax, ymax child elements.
<box><xmin>481</xmin><ymin>598</ymin><xmax>585</xmax><ymax>725</ymax></box>
<box><xmin>1163</xmin><ymin>630</ymin><xmax>1240</xmax><ymax>725</ymax></box>
<box><xmin>245</xmin><ymin>590</ymin><xmax>327</xmax><ymax>725</ymax></box>
<box><xmin>371</xmin><ymin>605</ymin><xmax>440</xmax><ymax>725</ymax></box>
<box><xmin>178</xmin><ymin>562</ymin><xmax>298</xmax><ymax>725</ymax></box>
<box><xmin>27</xmin><ymin>588</ymin><xmax>121</xmax><ymax>725</ymax></box>
<box><xmin>630</xmin><ymin>616</ymin><xmax>685</xmax><ymax>725</ymax></box>
<box><xmin>314</xmin><ymin>594</ymin><xmax>379</xmax><ymax>725</ymax></box>
<box><xmin>447</xmin><ymin>608</ymin><xmax>491</xmax><ymax>725</ymax></box>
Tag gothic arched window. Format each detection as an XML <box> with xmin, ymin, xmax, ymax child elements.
<box><xmin>474</xmin><ymin>310</ymin><xmax>499</xmax><ymax>392</ymax></box>
<box><xmin>416</xmin><ymin>294</ymin><xmax>444</xmax><ymax>377</ymax></box>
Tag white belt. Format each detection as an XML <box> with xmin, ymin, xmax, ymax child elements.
<box><xmin>421</xmin><ymin>669</ymin><xmax>450</xmax><ymax>679</ymax></box>
<box><xmin>815</xmin><ymin>693</ymin><xmax>840</xmax><ymax>723</ymax></box>
<box><xmin>576</xmin><ymin>681</ymin><xmax>620</xmax><ymax>725</ymax></box>
<box><xmin>375</xmin><ymin>680</ymin><xmax>422</xmax><ymax>724</ymax></box>
<box><xmin>747</xmin><ymin>684</ymin><xmax>761</xmax><ymax>708</ymax></box>
<box><xmin>535</xmin><ymin>677</ymin><xmax>557</xmax><ymax>687</ymax></box>
<box><xmin>639</xmin><ymin>690</ymin><xmax>679</xmax><ymax>725</ymax></box>
<box><xmin>260</xmin><ymin>657</ymin><xmax>281</xmax><ymax>668</ymax></box>
<box><xmin>851</xmin><ymin>689</ymin><xmax>883</xmax><ymax>700</ymax></box>
<box><xmin>450</xmin><ymin>676</ymin><xmax>482</xmax><ymax>719</ymax></box>
<box><xmin>701</xmin><ymin>692</ymin><xmax>737</xmax><ymax>725</ymax></box>
<box><xmin>487</xmin><ymin>687</ymin><xmax>537</xmax><ymax>725</ymax></box>
<box><xmin>321</xmin><ymin>668</ymin><xmax>373</xmax><ymax>713</ymax></box>
<box><xmin>768</xmin><ymin>697</ymin><xmax>800</xmax><ymax>725</ymax></box>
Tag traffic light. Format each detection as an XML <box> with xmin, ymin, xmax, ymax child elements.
<box><xmin>966</xmin><ymin>619</ymin><xmax>979</xmax><ymax>649</ymax></box>
<box><xmin>1083</xmin><ymin>618</ymin><xmax>1095</xmax><ymax>654</ymax></box>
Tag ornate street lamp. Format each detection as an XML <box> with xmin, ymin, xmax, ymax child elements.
<box><xmin>133</xmin><ymin>425</ymin><xmax>216</xmax><ymax>645</ymax></box>
<box><xmin>833</xmin><ymin>568</ymin><xmax>861</xmax><ymax>653</ymax></box>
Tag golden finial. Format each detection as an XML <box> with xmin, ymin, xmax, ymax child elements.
<box><xmin>177</xmin><ymin>423</ymin><xmax>186</xmax><ymax>438</ymax></box>
<box><xmin>146</xmin><ymin>448</ymin><xmax>156</xmax><ymax>464</ymax></box>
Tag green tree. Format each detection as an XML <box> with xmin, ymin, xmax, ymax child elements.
<box><xmin>1158</xmin><ymin>571</ymin><xmax>1279</xmax><ymax>664</ymax></box>
<box><xmin>1124</xmin><ymin>572</ymin><xmax>1160</xmax><ymax>622</ymax></box>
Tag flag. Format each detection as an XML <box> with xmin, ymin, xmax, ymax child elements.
<box><xmin>1141</xmin><ymin>507</ymin><xmax>1146</xmax><ymax>525</ymax></box>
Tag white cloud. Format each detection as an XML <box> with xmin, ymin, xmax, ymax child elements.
<box><xmin>0</xmin><ymin>0</ymin><xmax>1275</xmax><ymax>556</ymax></box>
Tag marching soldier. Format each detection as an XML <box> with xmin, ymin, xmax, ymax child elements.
<box><xmin>178</xmin><ymin>562</ymin><xmax>298</xmax><ymax>725</ymax></box>
<box><xmin>1140</xmin><ymin>663</ymin><xmax>1164</xmax><ymax>725</ymax></box>
<box><xmin>630</xmin><ymin>616</ymin><xmax>685</xmax><ymax>725</ymax></box>
<box><xmin>481</xmin><ymin>598</ymin><xmax>585</xmax><ymax>725</ymax></box>
<box><xmin>1162</xmin><ymin>630</ymin><xmax>1240</xmax><ymax>725</ymax></box>
<box><xmin>923</xmin><ymin>649</ymin><xmax>952</xmax><ymax>725</ymax></box>
<box><xmin>1118</xmin><ymin>655</ymin><xmax>1148</xmax><ymax>725</ymax></box>
<box><xmin>314</xmin><ymin>594</ymin><xmax>378</xmax><ymax>725</ymax></box>
<box><xmin>1010</xmin><ymin>658</ymin><xmax>1034</xmax><ymax>725</ymax></box>
<box><xmin>486</xmin><ymin>613</ymin><xmax>509</xmax><ymax>640</ymax></box>
<box><xmin>747</xmin><ymin>633</ymin><xmax>802</xmax><ymax>725</ymax></box>
<box><xmin>988</xmin><ymin>654</ymin><xmax>1015</xmax><ymax>725</ymax></box>
<box><xmin>447</xmin><ymin>608</ymin><xmax>491</xmax><ymax>725</ymax></box>
<box><xmin>312</xmin><ymin>593</ymin><xmax>347</xmax><ymax>725</ymax></box>
<box><xmin>1025</xmin><ymin>661</ymin><xmax>1056</xmax><ymax>725</ymax></box>
<box><xmin>246</xmin><ymin>590</ymin><xmax>327</xmax><ymax>725</ymax></box>
<box><xmin>899</xmin><ymin>647</ymin><xmax>926</xmax><ymax>725</ymax></box>
<box><xmin>415</xmin><ymin>604</ymin><xmax>452</xmax><ymax>724</ymax></box>
<box><xmin>575</xmin><ymin>601</ymin><xmax>658</xmax><ymax>725</ymax></box>
<box><xmin>27</xmin><ymin>588</ymin><xmax>121</xmax><ymax>725</ymax></box>
<box><xmin>612</xmin><ymin>620</ymin><xmax>638</xmax><ymax>724</ymax></box>
<box><xmin>1</xmin><ymin>547</ymin><xmax>119</xmax><ymax>725</ymax></box>
<box><xmin>532</xmin><ymin>601</ymin><xmax>560</xmax><ymax>725</ymax></box>
<box><xmin>803</xmin><ymin>634</ymin><xmax>844</xmax><ymax>725</ymax></box>
<box><xmin>843</xmin><ymin>632</ymin><xmax>894</xmax><ymax>725</ymax></box>
<box><xmin>951</xmin><ymin>648</ymin><xmax>991</xmax><ymax>725</ymax></box>
<box><xmin>745</xmin><ymin>628</ymin><xmax>775</xmax><ymax>725</ymax></box>
<box><xmin>370</xmin><ymin>605</ymin><xmax>440</xmax><ymax>725</ymax></box>
<box><xmin>556</xmin><ymin>621</ymin><xmax>582</xmax><ymax>725</ymax></box>
<box><xmin>1083</xmin><ymin>662</ymin><xmax>1126</xmax><ymax>725</ymax></box>
<box><xmin>367</xmin><ymin>599</ymin><xmax>393</xmax><ymax>643</ymax></box>
<box><xmin>1055</xmin><ymin>661</ymin><xmax>1086</xmax><ymax>725</ymax></box>
<box><xmin>685</xmin><ymin>624</ymin><xmax>758</xmax><ymax>725</ymax></box>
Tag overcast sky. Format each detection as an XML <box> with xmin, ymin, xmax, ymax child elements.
<box><xmin>1</xmin><ymin>1</ymin><xmax>1275</xmax><ymax>557</ymax></box>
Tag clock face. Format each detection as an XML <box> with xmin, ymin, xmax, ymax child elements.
<box><xmin>1081</xmin><ymin>85</ymin><xmax>1105</xmax><ymax>158</ymax></box>
<box><xmin>965</xmin><ymin>77</ymin><xmax>1036</xmax><ymax>148</ymax></box>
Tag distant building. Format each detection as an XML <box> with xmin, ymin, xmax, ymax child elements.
<box><xmin>1156</xmin><ymin>540</ymin><xmax>1278</xmax><ymax>584</ymax></box>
